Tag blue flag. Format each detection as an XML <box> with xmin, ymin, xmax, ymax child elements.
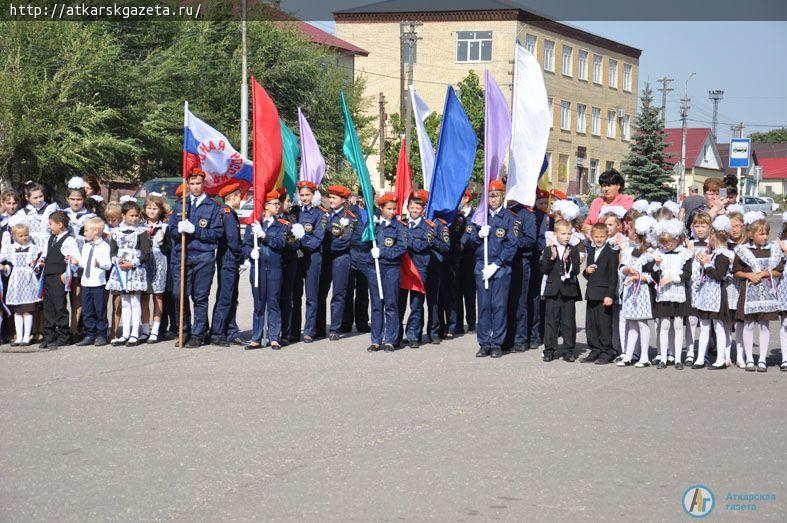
<box><xmin>425</xmin><ymin>86</ymin><xmax>478</xmax><ymax>223</ymax></box>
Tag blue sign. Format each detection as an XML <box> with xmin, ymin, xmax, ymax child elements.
<box><xmin>729</xmin><ymin>138</ymin><xmax>751</xmax><ymax>169</ymax></box>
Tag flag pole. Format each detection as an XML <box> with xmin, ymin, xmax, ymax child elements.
<box><xmin>372</xmin><ymin>238</ymin><xmax>383</xmax><ymax>299</ymax></box>
<box><xmin>178</xmin><ymin>100</ymin><xmax>188</xmax><ymax>349</ymax></box>
<box><xmin>483</xmin><ymin>236</ymin><xmax>489</xmax><ymax>290</ymax></box>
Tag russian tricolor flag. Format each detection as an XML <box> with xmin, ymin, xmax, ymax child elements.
<box><xmin>182</xmin><ymin>104</ymin><xmax>253</xmax><ymax>196</ymax></box>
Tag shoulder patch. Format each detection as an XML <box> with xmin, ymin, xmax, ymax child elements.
<box><xmin>424</xmin><ymin>219</ymin><xmax>435</xmax><ymax>227</ymax></box>
<box><xmin>398</xmin><ymin>219</ymin><xmax>408</xmax><ymax>226</ymax></box>
<box><xmin>277</xmin><ymin>218</ymin><xmax>289</xmax><ymax>225</ymax></box>
<box><xmin>507</xmin><ymin>209</ymin><xmax>519</xmax><ymax>217</ymax></box>
<box><xmin>346</xmin><ymin>210</ymin><xmax>356</xmax><ymax>219</ymax></box>
<box><xmin>437</xmin><ymin>217</ymin><xmax>447</xmax><ymax>225</ymax></box>
<box><xmin>224</xmin><ymin>207</ymin><xmax>231</xmax><ymax>213</ymax></box>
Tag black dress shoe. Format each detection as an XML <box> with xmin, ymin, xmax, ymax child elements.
<box><xmin>303</xmin><ymin>336</ymin><xmax>314</xmax><ymax>343</ymax></box>
<box><xmin>476</xmin><ymin>347</ymin><xmax>490</xmax><ymax>357</ymax></box>
<box><xmin>367</xmin><ymin>344</ymin><xmax>380</xmax><ymax>352</ymax></box>
<box><xmin>581</xmin><ymin>350</ymin><xmax>600</xmax><ymax>363</ymax></box>
<box><xmin>490</xmin><ymin>347</ymin><xmax>503</xmax><ymax>358</ymax></box>
<box><xmin>409</xmin><ymin>342</ymin><xmax>420</xmax><ymax>349</ymax></box>
<box><xmin>383</xmin><ymin>343</ymin><xmax>395</xmax><ymax>352</ymax></box>
<box><xmin>187</xmin><ymin>337</ymin><xmax>202</xmax><ymax>348</ymax></box>
<box><xmin>230</xmin><ymin>337</ymin><xmax>248</xmax><ymax>347</ymax></box>
<box><xmin>467</xmin><ymin>325</ymin><xmax>476</xmax><ymax>333</ymax></box>
<box><xmin>529</xmin><ymin>340</ymin><xmax>542</xmax><ymax>350</ymax></box>
<box><xmin>38</xmin><ymin>340</ymin><xmax>50</xmax><ymax>349</ymax></box>
<box><xmin>563</xmin><ymin>354</ymin><xmax>576</xmax><ymax>362</ymax></box>
<box><xmin>270</xmin><ymin>342</ymin><xmax>281</xmax><ymax>350</ymax></box>
<box><xmin>430</xmin><ymin>338</ymin><xmax>441</xmax><ymax>345</ymax></box>
<box><xmin>444</xmin><ymin>333</ymin><xmax>455</xmax><ymax>340</ymax></box>
<box><xmin>211</xmin><ymin>338</ymin><xmax>230</xmax><ymax>347</ymax></box>
<box><xmin>357</xmin><ymin>326</ymin><xmax>371</xmax><ymax>333</ymax></box>
<box><xmin>76</xmin><ymin>337</ymin><xmax>95</xmax><ymax>347</ymax></box>
<box><xmin>542</xmin><ymin>352</ymin><xmax>554</xmax><ymax>362</ymax></box>
<box><xmin>692</xmin><ymin>363</ymin><xmax>705</xmax><ymax>369</ymax></box>
<box><xmin>594</xmin><ymin>355</ymin><xmax>612</xmax><ymax>365</ymax></box>
<box><xmin>329</xmin><ymin>333</ymin><xmax>341</xmax><ymax>341</ymax></box>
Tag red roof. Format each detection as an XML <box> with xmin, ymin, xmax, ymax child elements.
<box><xmin>760</xmin><ymin>157</ymin><xmax>787</xmax><ymax>179</ymax></box>
<box><xmin>662</xmin><ymin>128</ymin><xmax>713</xmax><ymax>168</ymax></box>
<box><xmin>295</xmin><ymin>22</ymin><xmax>368</xmax><ymax>56</ymax></box>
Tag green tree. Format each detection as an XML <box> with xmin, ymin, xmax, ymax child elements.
<box><xmin>748</xmin><ymin>128</ymin><xmax>787</xmax><ymax>143</ymax></box>
<box><xmin>455</xmin><ymin>70</ymin><xmax>484</xmax><ymax>187</ymax></box>
<box><xmin>621</xmin><ymin>84</ymin><xmax>674</xmax><ymax>202</ymax></box>
<box><xmin>382</xmin><ymin>111</ymin><xmax>440</xmax><ymax>187</ymax></box>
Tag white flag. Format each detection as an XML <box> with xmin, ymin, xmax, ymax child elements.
<box><xmin>506</xmin><ymin>42</ymin><xmax>551</xmax><ymax>207</ymax></box>
<box><xmin>410</xmin><ymin>88</ymin><xmax>435</xmax><ymax>191</ymax></box>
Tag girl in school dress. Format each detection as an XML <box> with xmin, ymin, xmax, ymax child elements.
<box><xmin>105</xmin><ymin>201</ymin><xmax>151</xmax><ymax>347</ymax></box>
<box><xmin>140</xmin><ymin>194</ymin><xmax>170</xmax><ymax>344</ymax></box>
<box><xmin>617</xmin><ymin>215</ymin><xmax>656</xmax><ymax>367</ymax></box>
<box><xmin>0</xmin><ymin>219</ymin><xmax>43</xmax><ymax>346</ymax></box>
<box><xmin>733</xmin><ymin>215</ymin><xmax>784</xmax><ymax>372</ymax></box>
<box><xmin>645</xmin><ymin>219</ymin><xmax>693</xmax><ymax>369</ymax></box>
<box><xmin>777</xmin><ymin>213</ymin><xmax>787</xmax><ymax>372</ymax></box>
<box><xmin>693</xmin><ymin>215</ymin><xmax>734</xmax><ymax>369</ymax></box>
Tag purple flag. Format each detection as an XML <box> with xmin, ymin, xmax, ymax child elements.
<box><xmin>298</xmin><ymin>107</ymin><xmax>326</xmax><ymax>187</ymax></box>
<box><xmin>472</xmin><ymin>70</ymin><xmax>512</xmax><ymax>226</ymax></box>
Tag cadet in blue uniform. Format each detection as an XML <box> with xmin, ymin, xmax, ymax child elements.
<box><xmin>243</xmin><ymin>189</ymin><xmax>288</xmax><ymax>349</ymax></box>
<box><xmin>291</xmin><ymin>181</ymin><xmax>327</xmax><ymax>344</ymax></box>
<box><xmin>425</xmin><ymin>200</ymin><xmax>450</xmax><ymax>345</ymax></box>
<box><xmin>438</xmin><ymin>199</ymin><xmax>466</xmax><ymax>339</ymax></box>
<box><xmin>209</xmin><ymin>182</ymin><xmax>245</xmax><ymax>347</ymax></box>
<box><xmin>456</xmin><ymin>190</ymin><xmax>476</xmax><ymax>333</ymax></box>
<box><xmin>503</xmin><ymin>200</ymin><xmax>526</xmax><ymax>351</ymax></box>
<box><xmin>461</xmin><ymin>180</ymin><xmax>519</xmax><ymax>358</ymax></box>
<box><xmin>368</xmin><ymin>192</ymin><xmax>408</xmax><ymax>352</ymax></box>
<box><xmin>170</xmin><ymin>168</ymin><xmax>224</xmax><ymax>348</ymax></box>
<box><xmin>277</xmin><ymin>188</ymin><xmax>304</xmax><ymax>345</ymax></box>
<box><xmin>317</xmin><ymin>185</ymin><xmax>355</xmax><ymax>341</ymax></box>
<box><xmin>342</xmin><ymin>194</ymin><xmax>370</xmax><ymax>334</ymax></box>
<box><xmin>398</xmin><ymin>190</ymin><xmax>434</xmax><ymax>348</ymax></box>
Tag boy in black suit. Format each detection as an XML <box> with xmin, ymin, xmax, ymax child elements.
<box><xmin>581</xmin><ymin>223</ymin><xmax>619</xmax><ymax>364</ymax></box>
<box><xmin>540</xmin><ymin>220</ymin><xmax>582</xmax><ymax>362</ymax></box>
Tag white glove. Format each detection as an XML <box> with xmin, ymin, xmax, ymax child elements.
<box><xmin>251</xmin><ymin>222</ymin><xmax>265</xmax><ymax>239</ymax></box>
<box><xmin>371</xmin><ymin>246</ymin><xmax>380</xmax><ymax>259</ymax></box>
<box><xmin>291</xmin><ymin>223</ymin><xmax>305</xmax><ymax>239</ymax></box>
<box><xmin>296</xmin><ymin>249</ymin><xmax>304</xmax><ymax>258</ymax></box>
<box><xmin>479</xmin><ymin>225</ymin><xmax>490</xmax><ymax>238</ymax></box>
<box><xmin>373</xmin><ymin>215</ymin><xmax>380</xmax><ymax>225</ymax></box>
<box><xmin>178</xmin><ymin>220</ymin><xmax>194</xmax><ymax>234</ymax></box>
<box><xmin>154</xmin><ymin>230</ymin><xmax>165</xmax><ymax>245</ymax></box>
<box><xmin>339</xmin><ymin>217</ymin><xmax>350</xmax><ymax>227</ymax></box>
<box><xmin>482</xmin><ymin>263</ymin><xmax>500</xmax><ymax>281</ymax></box>
<box><xmin>239</xmin><ymin>260</ymin><xmax>250</xmax><ymax>273</ymax></box>
<box><xmin>250</xmin><ymin>248</ymin><xmax>260</xmax><ymax>261</ymax></box>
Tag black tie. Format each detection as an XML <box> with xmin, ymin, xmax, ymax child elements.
<box><xmin>84</xmin><ymin>243</ymin><xmax>95</xmax><ymax>278</ymax></box>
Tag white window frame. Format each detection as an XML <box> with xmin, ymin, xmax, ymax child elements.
<box><xmin>543</xmin><ymin>40</ymin><xmax>555</xmax><ymax>72</ymax></box>
<box><xmin>593</xmin><ymin>55</ymin><xmax>603</xmax><ymax>84</ymax></box>
<box><xmin>623</xmin><ymin>63</ymin><xmax>632</xmax><ymax>92</ymax></box>
<box><xmin>548</xmin><ymin>97</ymin><xmax>554</xmax><ymax>129</ymax></box>
<box><xmin>589</xmin><ymin>159</ymin><xmax>599</xmax><ymax>184</ymax></box>
<box><xmin>560</xmin><ymin>100</ymin><xmax>571</xmax><ymax>130</ymax></box>
<box><xmin>608</xmin><ymin>59</ymin><xmax>618</xmax><ymax>88</ymax></box>
<box><xmin>525</xmin><ymin>34</ymin><xmax>536</xmax><ymax>55</ymax></box>
<box><xmin>562</xmin><ymin>45</ymin><xmax>573</xmax><ymax>76</ymax></box>
<box><xmin>576</xmin><ymin>103</ymin><xmax>587</xmax><ymax>133</ymax></box>
<box><xmin>591</xmin><ymin>107</ymin><xmax>601</xmax><ymax>135</ymax></box>
<box><xmin>622</xmin><ymin>114</ymin><xmax>630</xmax><ymax>140</ymax></box>
<box><xmin>578</xmin><ymin>50</ymin><xmax>588</xmax><ymax>80</ymax></box>
<box><xmin>607</xmin><ymin>110</ymin><xmax>617</xmax><ymax>138</ymax></box>
<box><xmin>456</xmin><ymin>31</ymin><xmax>493</xmax><ymax>63</ymax></box>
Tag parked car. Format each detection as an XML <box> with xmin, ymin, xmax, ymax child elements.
<box><xmin>740</xmin><ymin>195</ymin><xmax>771</xmax><ymax>215</ymax></box>
<box><xmin>568</xmin><ymin>196</ymin><xmax>589</xmax><ymax>220</ymax></box>
<box><xmin>134</xmin><ymin>177</ymin><xmax>183</xmax><ymax>210</ymax></box>
<box><xmin>760</xmin><ymin>196</ymin><xmax>780</xmax><ymax>212</ymax></box>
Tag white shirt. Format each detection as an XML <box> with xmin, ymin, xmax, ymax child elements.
<box><xmin>593</xmin><ymin>243</ymin><xmax>605</xmax><ymax>263</ymax></box>
<box><xmin>409</xmin><ymin>217</ymin><xmax>422</xmax><ymax>228</ymax></box>
<box><xmin>78</xmin><ymin>239</ymin><xmax>112</xmax><ymax>287</ymax></box>
<box><xmin>461</xmin><ymin>206</ymin><xmax>472</xmax><ymax>218</ymax></box>
<box><xmin>489</xmin><ymin>206</ymin><xmax>502</xmax><ymax>218</ymax></box>
<box><xmin>50</xmin><ymin>232</ymin><xmax>80</xmax><ymax>260</ymax></box>
<box><xmin>190</xmin><ymin>194</ymin><xmax>206</xmax><ymax>207</ymax></box>
<box><xmin>263</xmin><ymin>216</ymin><xmax>274</xmax><ymax>229</ymax></box>
<box><xmin>555</xmin><ymin>243</ymin><xmax>567</xmax><ymax>260</ymax></box>
<box><xmin>381</xmin><ymin>219</ymin><xmax>390</xmax><ymax>228</ymax></box>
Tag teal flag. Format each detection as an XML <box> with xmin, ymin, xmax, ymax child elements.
<box><xmin>279</xmin><ymin>119</ymin><xmax>300</xmax><ymax>198</ymax></box>
<box><xmin>340</xmin><ymin>91</ymin><xmax>376</xmax><ymax>242</ymax></box>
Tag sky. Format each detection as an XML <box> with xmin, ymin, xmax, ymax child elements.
<box><xmin>295</xmin><ymin>8</ymin><xmax>787</xmax><ymax>145</ymax></box>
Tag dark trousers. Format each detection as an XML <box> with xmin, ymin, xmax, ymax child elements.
<box><xmin>210</xmin><ymin>264</ymin><xmax>240</xmax><ymax>341</ymax></box>
<box><xmin>81</xmin><ymin>285</ymin><xmax>108</xmax><ymax>339</ymax></box>
<box><xmin>341</xmin><ymin>256</ymin><xmax>369</xmax><ymax>332</ymax></box>
<box><xmin>475</xmin><ymin>265</ymin><xmax>511</xmax><ymax>349</ymax></box>
<box><xmin>543</xmin><ymin>295</ymin><xmax>577</xmax><ymax>356</ymax></box>
<box><xmin>425</xmin><ymin>260</ymin><xmax>442</xmax><ymax>341</ymax></box>
<box><xmin>515</xmin><ymin>258</ymin><xmax>542</xmax><ymax>345</ymax></box>
<box><xmin>456</xmin><ymin>251</ymin><xmax>476</xmax><ymax>331</ymax></box>
<box><xmin>294</xmin><ymin>252</ymin><xmax>321</xmax><ymax>338</ymax></box>
<box><xmin>586</xmin><ymin>299</ymin><xmax>614</xmax><ymax>358</ymax></box>
<box><xmin>398</xmin><ymin>264</ymin><xmax>427</xmax><ymax>344</ymax></box>
<box><xmin>317</xmin><ymin>253</ymin><xmax>351</xmax><ymax>335</ymax></box>
<box><xmin>279</xmin><ymin>258</ymin><xmax>297</xmax><ymax>340</ymax></box>
<box><xmin>438</xmin><ymin>255</ymin><xmax>460</xmax><ymax>336</ymax></box>
<box><xmin>43</xmin><ymin>274</ymin><xmax>69</xmax><ymax>343</ymax></box>
<box><xmin>367</xmin><ymin>263</ymin><xmax>400</xmax><ymax>345</ymax></box>
<box><xmin>505</xmin><ymin>255</ymin><xmax>524</xmax><ymax>348</ymax></box>
<box><xmin>250</xmin><ymin>267</ymin><xmax>282</xmax><ymax>343</ymax></box>
<box><xmin>171</xmin><ymin>256</ymin><xmax>215</xmax><ymax>340</ymax></box>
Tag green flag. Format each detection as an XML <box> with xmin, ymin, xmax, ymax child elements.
<box><xmin>279</xmin><ymin>118</ymin><xmax>299</xmax><ymax>198</ymax></box>
<box><xmin>341</xmin><ymin>91</ymin><xmax>376</xmax><ymax>242</ymax></box>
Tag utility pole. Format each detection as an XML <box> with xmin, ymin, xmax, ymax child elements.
<box><xmin>240</xmin><ymin>0</ymin><xmax>249</xmax><ymax>158</ymax></box>
<box><xmin>708</xmin><ymin>90</ymin><xmax>724</xmax><ymax>139</ymax></box>
<box><xmin>400</xmin><ymin>21</ymin><xmax>421</xmax><ymax>161</ymax></box>
<box><xmin>678</xmin><ymin>73</ymin><xmax>695</xmax><ymax>199</ymax></box>
<box><xmin>656</xmin><ymin>76</ymin><xmax>674</xmax><ymax>128</ymax></box>
<box><xmin>378</xmin><ymin>92</ymin><xmax>387</xmax><ymax>189</ymax></box>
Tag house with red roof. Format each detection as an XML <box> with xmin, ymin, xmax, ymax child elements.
<box><xmin>662</xmin><ymin>127</ymin><xmax>725</xmax><ymax>195</ymax></box>
<box><xmin>758</xmin><ymin>157</ymin><xmax>787</xmax><ymax>196</ymax></box>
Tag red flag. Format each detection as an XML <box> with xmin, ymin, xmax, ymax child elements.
<box><xmin>399</xmin><ymin>252</ymin><xmax>425</xmax><ymax>294</ymax></box>
<box><xmin>250</xmin><ymin>76</ymin><xmax>282</xmax><ymax>223</ymax></box>
<box><xmin>394</xmin><ymin>137</ymin><xmax>412</xmax><ymax>217</ymax></box>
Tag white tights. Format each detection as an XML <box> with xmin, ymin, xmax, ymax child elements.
<box><xmin>624</xmin><ymin>320</ymin><xmax>650</xmax><ymax>363</ymax></box>
<box><xmin>685</xmin><ymin>316</ymin><xmax>699</xmax><ymax>360</ymax></box>
<box><xmin>781</xmin><ymin>317</ymin><xmax>787</xmax><ymax>364</ymax></box>
<box><xmin>659</xmin><ymin>317</ymin><xmax>684</xmax><ymax>362</ymax></box>
<box><xmin>13</xmin><ymin>313</ymin><xmax>33</xmax><ymax>343</ymax></box>
<box><xmin>742</xmin><ymin>320</ymin><xmax>770</xmax><ymax>364</ymax></box>
<box><xmin>121</xmin><ymin>294</ymin><xmax>141</xmax><ymax>339</ymax></box>
<box><xmin>698</xmin><ymin>319</ymin><xmax>729</xmax><ymax>366</ymax></box>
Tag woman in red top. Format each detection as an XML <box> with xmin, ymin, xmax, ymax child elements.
<box><xmin>583</xmin><ymin>169</ymin><xmax>634</xmax><ymax>234</ymax></box>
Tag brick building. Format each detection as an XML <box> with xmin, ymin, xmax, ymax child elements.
<box><xmin>334</xmin><ymin>1</ymin><xmax>641</xmax><ymax>193</ymax></box>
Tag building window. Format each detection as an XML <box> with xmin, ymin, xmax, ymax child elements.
<box><xmin>578</xmin><ymin>50</ymin><xmax>588</xmax><ymax>80</ymax></box>
<box><xmin>525</xmin><ymin>34</ymin><xmax>536</xmax><ymax>55</ymax></box>
<box><xmin>544</xmin><ymin>40</ymin><xmax>555</xmax><ymax>72</ymax></box>
<box><xmin>623</xmin><ymin>63</ymin><xmax>632</xmax><ymax>92</ymax></box>
<box><xmin>607</xmin><ymin>110</ymin><xmax>616</xmax><ymax>138</ymax></box>
<box><xmin>593</xmin><ymin>55</ymin><xmax>603</xmax><ymax>84</ymax></box>
<box><xmin>589</xmin><ymin>159</ymin><xmax>599</xmax><ymax>184</ymax></box>
<box><xmin>546</xmin><ymin>152</ymin><xmax>553</xmax><ymax>182</ymax></box>
<box><xmin>608</xmin><ymin>59</ymin><xmax>618</xmax><ymax>88</ymax></box>
<box><xmin>622</xmin><ymin>114</ymin><xmax>631</xmax><ymax>140</ymax></box>
<box><xmin>456</xmin><ymin>31</ymin><xmax>492</xmax><ymax>63</ymax></box>
<box><xmin>576</xmin><ymin>104</ymin><xmax>586</xmax><ymax>133</ymax></box>
<box><xmin>562</xmin><ymin>45</ymin><xmax>572</xmax><ymax>76</ymax></box>
<box><xmin>548</xmin><ymin>97</ymin><xmax>554</xmax><ymax>129</ymax></box>
<box><xmin>558</xmin><ymin>154</ymin><xmax>569</xmax><ymax>183</ymax></box>
<box><xmin>605</xmin><ymin>160</ymin><xmax>615</xmax><ymax>171</ymax></box>
<box><xmin>560</xmin><ymin>100</ymin><xmax>571</xmax><ymax>130</ymax></box>
<box><xmin>591</xmin><ymin>107</ymin><xmax>601</xmax><ymax>135</ymax></box>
